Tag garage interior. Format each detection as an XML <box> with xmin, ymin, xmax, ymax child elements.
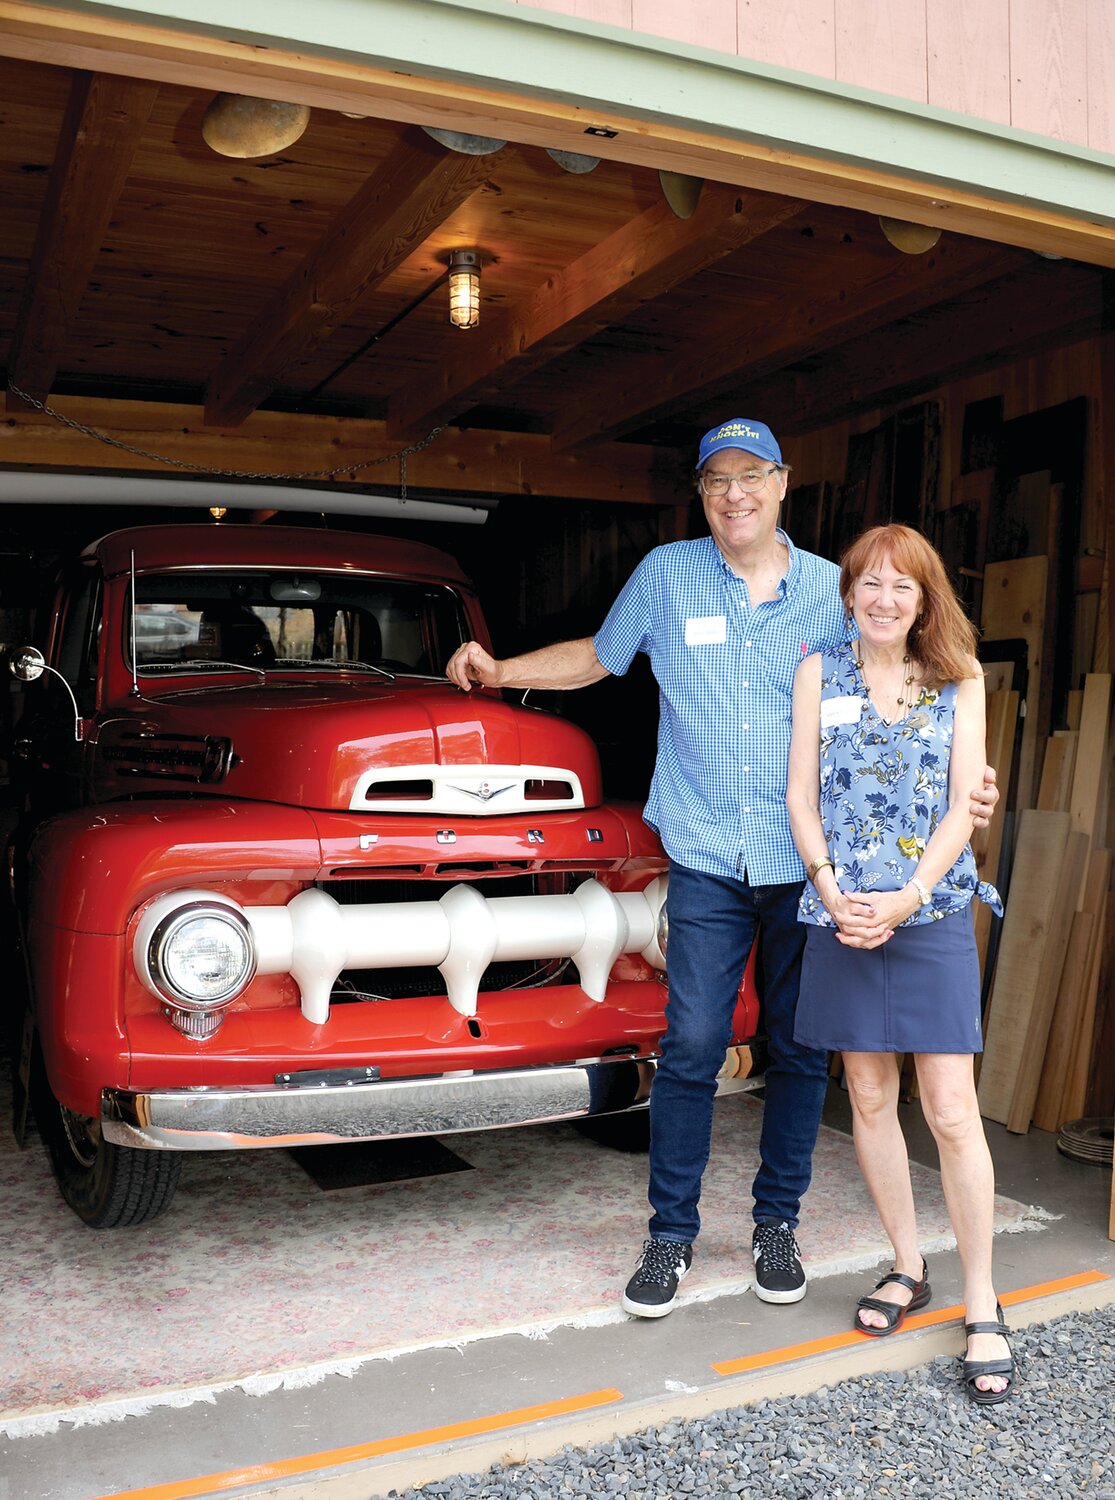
<box><xmin>1</xmin><ymin>25</ymin><xmax>1114</xmax><ymax>1500</ymax></box>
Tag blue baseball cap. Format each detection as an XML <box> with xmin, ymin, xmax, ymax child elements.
<box><xmin>695</xmin><ymin>418</ymin><xmax>782</xmax><ymax>470</ymax></box>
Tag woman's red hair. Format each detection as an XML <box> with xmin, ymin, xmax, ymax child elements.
<box><xmin>839</xmin><ymin>524</ymin><xmax>980</xmax><ymax>687</ymax></box>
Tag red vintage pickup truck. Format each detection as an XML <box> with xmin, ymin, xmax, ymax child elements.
<box><xmin>7</xmin><ymin>522</ymin><xmax>759</xmax><ymax>1226</ymax></box>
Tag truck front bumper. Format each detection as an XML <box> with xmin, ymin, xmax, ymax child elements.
<box><xmin>101</xmin><ymin>1050</ymin><xmax>760</xmax><ymax>1150</ymax></box>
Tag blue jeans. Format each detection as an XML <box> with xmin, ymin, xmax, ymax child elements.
<box><xmin>648</xmin><ymin>863</ymin><xmax>830</xmax><ymax>1244</ymax></box>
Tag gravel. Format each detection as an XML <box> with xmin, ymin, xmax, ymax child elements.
<box><xmin>388</xmin><ymin>1307</ymin><xmax>1114</xmax><ymax>1500</ymax></box>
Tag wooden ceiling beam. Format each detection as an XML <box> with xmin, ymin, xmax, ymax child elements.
<box><xmin>387</xmin><ymin>185</ymin><xmax>806</xmax><ymax>440</ymax></box>
<box><xmin>757</xmin><ymin>262</ymin><xmax>1105</xmax><ymax>436</ymax></box>
<box><xmin>203</xmin><ymin>128</ymin><xmax>494</xmax><ymax>428</ymax></box>
<box><xmin>5</xmin><ymin>70</ymin><xmax>160</xmax><ymax>412</ymax></box>
<box><xmin>0</xmin><ymin>397</ymin><xmax>686</xmax><ymax>507</ymax></box>
<box><xmin>549</xmin><ymin>237</ymin><xmax>1027</xmax><ymax>451</ymax></box>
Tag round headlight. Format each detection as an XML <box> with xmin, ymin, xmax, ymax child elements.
<box><xmin>148</xmin><ymin>903</ymin><xmax>256</xmax><ymax>1009</ymax></box>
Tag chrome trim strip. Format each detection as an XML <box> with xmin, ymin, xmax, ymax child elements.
<box><xmin>101</xmin><ymin>1058</ymin><xmax>761</xmax><ymax>1151</ymax></box>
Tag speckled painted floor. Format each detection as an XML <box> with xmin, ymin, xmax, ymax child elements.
<box><xmin>2</xmin><ymin>1073</ymin><xmax>1047</xmax><ymax>1438</ymax></box>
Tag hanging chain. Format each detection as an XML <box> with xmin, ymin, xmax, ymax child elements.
<box><xmin>5</xmin><ymin>379</ymin><xmax>446</xmax><ymax>487</ymax></box>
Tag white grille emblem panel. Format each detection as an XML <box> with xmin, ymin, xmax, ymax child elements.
<box><xmin>350</xmin><ymin>763</ymin><xmax>585</xmax><ymax>815</ymax></box>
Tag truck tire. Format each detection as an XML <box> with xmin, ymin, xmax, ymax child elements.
<box><xmin>34</xmin><ymin>1064</ymin><xmax>181</xmax><ymax>1228</ymax></box>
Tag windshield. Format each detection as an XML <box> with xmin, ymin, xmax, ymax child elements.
<box><xmin>127</xmin><ymin>570</ymin><xmax>468</xmax><ymax>677</ymax></box>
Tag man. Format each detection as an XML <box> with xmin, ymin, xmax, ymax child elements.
<box><xmin>446</xmin><ymin>417</ymin><xmax>996</xmax><ymax>1318</ymax></box>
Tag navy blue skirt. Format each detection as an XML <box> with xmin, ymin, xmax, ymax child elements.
<box><xmin>794</xmin><ymin>909</ymin><xmax>984</xmax><ymax>1054</ymax></box>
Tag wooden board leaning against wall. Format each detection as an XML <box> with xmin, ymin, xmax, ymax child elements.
<box><xmin>781</xmin><ymin>333</ymin><xmax>1115</xmax><ymax>1231</ymax></box>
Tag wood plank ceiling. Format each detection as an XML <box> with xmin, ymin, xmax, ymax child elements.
<box><xmin>0</xmin><ymin>54</ymin><xmax>1107</xmax><ymax>508</ymax></box>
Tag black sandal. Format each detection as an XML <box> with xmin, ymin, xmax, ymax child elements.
<box><xmin>963</xmin><ymin>1303</ymin><xmax>1014</xmax><ymax>1405</ymax></box>
<box><xmin>854</xmin><ymin>1259</ymin><xmax>931</xmax><ymax>1337</ymax></box>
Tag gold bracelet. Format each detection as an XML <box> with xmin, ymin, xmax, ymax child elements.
<box><xmin>806</xmin><ymin>854</ymin><xmax>833</xmax><ymax>883</ymax></box>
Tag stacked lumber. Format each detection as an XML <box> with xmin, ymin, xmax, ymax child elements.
<box><xmin>978</xmin><ymin>673</ymin><xmax>1113</xmax><ymax>1135</ymax></box>
<box><xmin>972</xmin><ymin>687</ymin><xmax>1018</xmax><ymax>979</ymax></box>
<box><xmin>981</xmin><ymin>557</ymin><xmax>1051</xmax><ymax>810</ymax></box>
<box><xmin>1037</xmin><ymin>732</ymin><xmax>1076</xmax><ymax>812</ymax></box>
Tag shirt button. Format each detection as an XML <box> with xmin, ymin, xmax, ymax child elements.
<box><xmin>742</xmin><ymin>724</ymin><xmax>749</xmax><ymax>732</ymax></box>
<box><xmin>745</xmin><ymin>641</ymin><xmax>753</xmax><ymax>648</ymax></box>
<box><xmin>741</xmin><ymin>681</ymin><xmax>749</xmax><ymax>689</ymax></box>
<box><xmin>742</xmin><ymin>767</ymin><xmax>750</xmax><ymax>774</ymax></box>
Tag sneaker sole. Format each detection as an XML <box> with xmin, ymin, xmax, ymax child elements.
<box><xmin>752</xmin><ymin>1278</ymin><xmax>808</xmax><ymax>1305</ymax></box>
<box><xmin>621</xmin><ymin>1292</ymin><xmax>678</xmax><ymax>1318</ymax></box>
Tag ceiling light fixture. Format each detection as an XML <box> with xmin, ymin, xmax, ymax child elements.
<box><xmin>447</xmin><ymin>250</ymin><xmax>481</xmax><ymax>330</ymax></box>
<box><xmin>659</xmin><ymin>171</ymin><xmax>703</xmax><ymax>220</ymax></box>
<box><xmin>209</xmin><ymin>506</ymin><xmax>228</xmax><ymax>521</ymax></box>
<box><xmin>878</xmin><ymin>217</ymin><xmax>942</xmax><ymax>254</ymax></box>
<box><xmin>546</xmin><ymin>148</ymin><xmax>601</xmax><ymax>174</ymax></box>
<box><xmin>422</xmin><ymin>126</ymin><xmax>506</xmax><ymax>156</ymax></box>
<box><xmin>201</xmin><ymin>94</ymin><xmax>310</xmax><ymax>158</ymax></box>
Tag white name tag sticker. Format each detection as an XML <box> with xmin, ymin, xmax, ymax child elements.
<box><xmin>821</xmin><ymin>695</ymin><xmax>863</xmax><ymax>729</ymax></box>
<box><xmin>684</xmin><ymin>615</ymin><xmax>727</xmax><ymax>646</ymax></box>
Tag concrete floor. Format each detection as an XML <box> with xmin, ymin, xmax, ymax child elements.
<box><xmin>3</xmin><ymin>1088</ymin><xmax>1113</xmax><ymax>1500</ymax></box>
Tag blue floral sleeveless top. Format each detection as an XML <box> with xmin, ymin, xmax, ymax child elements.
<box><xmin>797</xmin><ymin>643</ymin><xmax>1003</xmax><ymax>928</ymax></box>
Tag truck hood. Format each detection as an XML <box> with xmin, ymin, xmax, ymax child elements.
<box><xmin>92</xmin><ymin>679</ymin><xmax>604</xmax><ymax>813</ymax></box>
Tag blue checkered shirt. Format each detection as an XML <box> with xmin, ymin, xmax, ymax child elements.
<box><xmin>594</xmin><ymin>532</ymin><xmax>849</xmax><ymax>885</ymax></box>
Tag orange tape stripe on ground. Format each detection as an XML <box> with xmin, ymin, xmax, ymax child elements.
<box><xmin>100</xmin><ymin>1388</ymin><xmax>624</xmax><ymax>1500</ymax></box>
<box><xmin>712</xmin><ymin>1269</ymin><xmax>1110</xmax><ymax>1376</ymax></box>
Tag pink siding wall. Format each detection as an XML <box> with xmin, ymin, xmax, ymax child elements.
<box><xmin>525</xmin><ymin>0</ymin><xmax>632</xmax><ymax>23</ymax></box>
<box><xmin>927</xmin><ymin>0</ymin><xmax>1011</xmax><ymax>125</ymax></box>
<box><xmin>1086</xmin><ymin>0</ymin><xmax>1115</xmax><ymax>155</ymax></box>
<box><xmin>835</xmin><ymin>0</ymin><xmax>928</xmax><ymax>102</ymax></box>
<box><xmin>634</xmin><ymin>0</ymin><xmax>735</xmax><ymax>54</ymax></box>
<box><xmin>737</xmin><ymin>0</ymin><xmax>836</xmax><ymax>79</ymax></box>
<box><xmin>1009</xmin><ymin>0</ymin><xmax>1088</xmax><ymax>143</ymax></box>
<box><xmin>511</xmin><ymin>0</ymin><xmax>1115</xmax><ymax>156</ymax></box>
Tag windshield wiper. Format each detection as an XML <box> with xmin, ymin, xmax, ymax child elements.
<box><xmin>268</xmin><ymin>657</ymin><xmax>396</xmax><ymax>681</ymax></box>
<box><xmin>137</xmin><ymin>658</ymin><xmax>266</xmax><ymax>679</ymax></box>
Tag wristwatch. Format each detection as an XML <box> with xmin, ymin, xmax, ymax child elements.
<box><xmin>908</xmin><ymin>876</ymin><xmax>932</xmax><ymax>907</ymax></box>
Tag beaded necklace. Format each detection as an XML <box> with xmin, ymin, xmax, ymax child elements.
<box><xmin>854</xmin><ymin>652</ymin><xmax>916</xmax><ymax>726</ymax></box>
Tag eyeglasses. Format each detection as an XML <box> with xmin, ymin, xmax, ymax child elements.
<box><xmin>698</xmin><ymin>466</ymin><xmax>781</xmax><ymax>496</ymax></box>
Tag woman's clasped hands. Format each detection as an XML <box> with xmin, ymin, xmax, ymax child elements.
<box><xmin>822</xmin><ymin>886</ymin><xmax>919</xmax><ymax>950</ymax></box>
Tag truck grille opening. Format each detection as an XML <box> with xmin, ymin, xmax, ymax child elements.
<box><xmin>360</xmin><ymin>778</ymin><xmax>434</xmax><ymax>801</ymax></box>
<box><xmin>524</xmin><ymin>778</ymin><xmax>575</xmax><ymax>800</ymax></box>
<box><xmin>331</xmin><ymin>957</ymin><xmax>570</xmax><ymax>1003</ymax></box>
<box><xmin>538</xmin><ymin>858</ymin><xmax>624</xmax><ymax>871</ymax></box>
<box><xmin>433</xmin><ymin>860</ymin><xmax>531</xmax><ymax>876</ymax></box>
<box><xmin>318</xmin><ymin>871</ymin><xmax>574</xmax><ymax>1001</ymax></box>
<box><xmin>101</xmin><ymin>732</ymin><xmax>231</xmax><ymax>784</ymax></box>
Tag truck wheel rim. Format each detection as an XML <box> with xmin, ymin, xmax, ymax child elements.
<box><xmin>59</xmin><ymin>1106</ymin><xmax>101</xmax><ymax>1168</ymax></box>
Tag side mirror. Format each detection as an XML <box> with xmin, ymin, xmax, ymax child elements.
<box><xmin>7</xmin><ymin>645</ymin><xmax>85</xmax><ymax>741</ymax></box>
<box><xmin>9</xmin><ymin>646</ymin><xmax>46</xmax><ymax>683</ymax></box>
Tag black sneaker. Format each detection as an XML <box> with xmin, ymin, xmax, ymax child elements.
<box><xmin>621</xmin><ymin>1238</ymin><xmax>692</xmax><ymax>1318</ymax></box>
<box><xmin>751</xmin><ymin>1219</ymin><xmax>807</xmax><ymax>1303</ymax></box>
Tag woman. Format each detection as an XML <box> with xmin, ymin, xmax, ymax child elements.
<box><xmin>786</xmin><ymin>523</ymin><xmax>1012</xmax><ymax>1404</ymax></box>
